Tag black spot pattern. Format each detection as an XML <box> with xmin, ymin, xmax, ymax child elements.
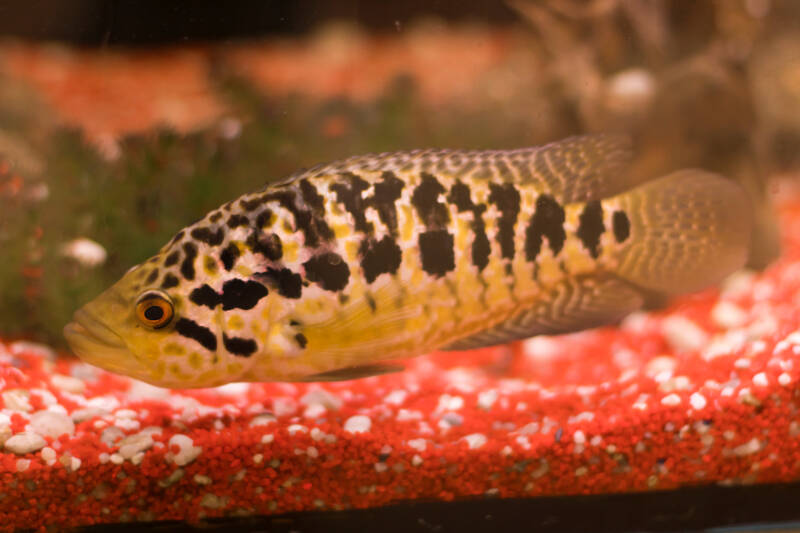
<box><xmin>359</xmin><ymin>236</ymin><xmax>403</xmax><ymax>283</ymax></box>
<box><xmin>227</xmin><ymin>214</ymin><xmax>249</xmax><ymax>228</ymax></box>
<box><xmin>221</xmin><ymin>279</ymin><xmax>269</xmax><ymax>310</ymax></box>
<box><xmin>413</xmin><ymin>173</ymin><xmax>456</xmax><ymax>277</ymax></box>
<box><xmin>295</xmin><ymin>333</ymin><xmax>308</xmax><ymax>349</ymax></box>
<box><xmin>223</xmin><ymin>333</ymin><xmax>257</xmax><ymax>357</ymax></box>
<box><xmin>181</xmin><ymin>242</ymin><xmax>198</xmax><ymax>281</ymax></box>
<box><xmin>161</xmin><ymin>274</ymin><xmax>179</xmax><ymax>289</ymax></box>
<box><xmin>613</xmin><ymin>211</ymin><xmax>630</xmax><ymax>243</ymax></box>
<box><xmin>210</xmin><ymin>212</ymin><xmax>223</xmax><ymax>223</ymax></box>
<box><xmin>259</xmin><ymin>267</ymin><xmax>303</xmax><ymax>299</ymax></box>
<box><xmin>164</xmin><ymin>251</ymin><xmax>180</xmax><ymax>267</ymax></box>
<box><xmin>371</xmin><ymin>172</ymin><xmax>405</xmax><ymax>236</ymax></box>
<box><xmin>412</xmin><ymin>173</ymin><xmax>450</xmax><ymax>227</ymax></box>
<box><xmin>263</xmin><ymin>189</ymin><xmax>334</xmax><ymax>248</ymax></box>
<box><xmin>170</xmin><ymin>230</ymin><xmax>184</xmax><ymax>245</ymax></box>
<box><xmin>418</xmin><ymin>230</ymin><xmax>455</xmax><ymax>277</ymax></box>
<box><xmin>246</xmin><ymin>231</ymin><xmax>282</xmax><ymax>261</ymax></box>
<box><xmin>240</xmin><ymin>197</ymin><xmax>263</xmax><ymax>211</ymax></box>
<box><xmin>220</xmin><ymin>243</ymin><xmax>240</xmax><ymax>271</ymax></box>
<box><xmin>330</xmin><ymin>173</ymin><xmax>373</xmax><ymax>234</ymax></box>
<box><xmin>488</xmin><ymin>182</ymin><xmax>521</xmax><ymax>260</ymax></box>
<box><xmin>145</xmin><ymin>269</ymin><xmax>159</xmax><ymax>285</ymax></box>
<box><xmin>189</xmin><ymin>284</ymin><xmax>220</xmax><ymax>309</ymax></box>
<box><xmin>448</xmin><ymin>181</ymin><xmax>490</xmax><ymax>271</ymax></box>
<box><xmin>303</xmin><ymin>252</ymin><xmax>350</xmax><ymax>291</ymax></box>
<box><xmin>576</xmin><ymin>200</ymin><xmax>604</xmax><ymax>258</ymax></box>
<box><xmin>525</xmin><ymin>194</ymin><xmax>566</xmax><ymax>261</ymax></box>
<box><xmin>176</xmin><ymin>318</ymin><xmax>217</xmax><ymax>351</ymax></box>
<box><xmin>191</xmin><ymin>226</ymin><xmax>224</xmax><ymax>246</ymax></box>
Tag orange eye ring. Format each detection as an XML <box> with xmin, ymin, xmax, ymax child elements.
<box><xmin>135</xmin><ymin>292</ymin><xmax>174</xmax><ymax>329</ymax></box>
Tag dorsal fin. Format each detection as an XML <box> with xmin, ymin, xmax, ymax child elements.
<box><xmin>284</xmin><ymin>134</ymin><xmax>635</xmax><ymax>204</ymax></box>
<box><xmin>443</xmin><ymin>276</ymin><xmax>643</xmax><ymax>351</ymax></box>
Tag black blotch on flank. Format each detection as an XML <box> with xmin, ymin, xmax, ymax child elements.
<box><xmin>189</xmin><ymin>284</ymin><xmax>220</xmax><ymax>309</ymax></box>
<box><xmin>164</xmin><ymin>251</ymin><xmax>180</xmax><ymax>267</ymax></box>
<box><xmin>576</xmin><ymin>200</ymin><xmax>604</xmax><ymax>259</ymax></box>
<box><xmin>359</xmin><ymin>236</ymin><xmax>402</xmax><ymax>283</ymax></box>
<box><xmin>145</xmin><ymin>269</ymin><xmax>159</xmax><ymax>285</ymax></box>
<box><xmin>240</xmin><ymin>197</ymin><xmax>262</xmax><ymax>211</ymax></box>
<box><xmin>448</xmin><ymin>181</ymin><xmax>490</xmax><ymax>271</ymax></box>
<box><xmin>299</xmin><ymin>179</ymin><xmax>326</xmax><ymax>216</ymax></box>
<box><xmin>525</xmin><ymin>194</ymin><xmax>566</xmax><ymax>261</ymax></box>
<box><xmin>255</xmin><ymin>209</ymin><xmax>273</xmax><ymax>229</ymax></box>
<box><xmin>264</xmin><ymin>190</ymin><xmax>333</xmax><ymax>247</ymax></box>
<box><xmin>419</xmin><ymin>230</ymin><xmax>455</xmax><ymax>277</ymax></box>
<box><xmin>412</xmin><ymin>173</ymin><xmax>450</xmax><ymax>228</ymax></box>
<box><xmin>488</xmin><ymin>182</ymin><xmax>521</xmax><ymax>260</ymax></box>
<box><xmin>289</xmin><ymin>319</ymin><xmax>301</xmax><ymax>326</ymax></box>
<box><xmin>220</xmin><ymin>243</ymin><xmax>240</xmax><ymax>271</ymax></box>
<box><xmin>303</xmin><ymin>252</ymin><xmax>350</xmax><ymax>291</ymax></box>
<box><xmin>371</xmin><ymin>172</ymin><xmax>405</xmax><ymax>236</ymax></box>
<box><xmin>295</xmin><ymin>333</ymin><xmax>308</xmax><ymax>349</ymax></box>
<box><xmin>161</xmin><ymin>274</ymin><xmax>180</xmax><ymax>289</ymax></box>
<box><xmin>227</xmin><ymin>214</ymin><xmax>249</xmax><ymax>228</ymax></box>
<box><xmin>181</xmin><ymin>242</ymin><xmax>198</xmax><ymax>280</ymax></box>
<box><xmin>223</xmin><ymin>333</ymin><xmax>257</xmax><ymax>357</ymax></box>
<box><xmin>191</xmin><ymin>226</ymin><xmax>224</xmax><ymax>246</ymax></box>
<box><xmin>176</xmin><ymin>318</ymin><xmax>217</xmax><ymax>351</ymax></box>
<box><xmin>246</xmin><ymin>231</ymin><xmax>282</xmax><ymax>261</ymax></box>
<box><xmin>221</xmin><ymin>278</ymin><xmax>269</xmax><ymax>310</ymax></box>
<box><xmin>365</xmin><ymin>293</ymin><xmax>377</xmax><ymax>312</ymax></box>
<box><xmin>331</xmin><ymin>173</ymin><xmax>373</xmax><ymax>234</ymax></box>
<box><xmin>259</xmin><ymin>267</ymin><xmax>303</xmax><ymax>299</ymax></box>
<box><xmin>210</xmin><ymin>212</ymin><xmax>223</xmax><ymax>223</ymax></box>
<box><xmin>170</xmin><ymin>230</ymin><xmax>184</xmax><ymax>245</ymax></box>
<box><xmin>613</xmin><ymin>210</ymin><xmax>630</xmax><ymax>243</ymax></box>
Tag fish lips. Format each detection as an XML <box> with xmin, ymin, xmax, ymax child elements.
<box><xmin>64</xmin><ymin>308</ymin><xmax>131</xmax><ymax>371</ymax></box>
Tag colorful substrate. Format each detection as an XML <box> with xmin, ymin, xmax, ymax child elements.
<box><xmin>2</xmin><ymin>189</ymin><xmax>800</xmax><ymax>531</ymax></box>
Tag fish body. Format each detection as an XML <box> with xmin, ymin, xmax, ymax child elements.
<box><xmin>64</xmin><ymin>135</ymin><xmax>752</xmax><ymax>388</ymax></box>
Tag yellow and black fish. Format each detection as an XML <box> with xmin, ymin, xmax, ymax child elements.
<box><xmin>64</xmin><ymin>135</ymin><xmax>752</xmax><ymax>388</ymax></box>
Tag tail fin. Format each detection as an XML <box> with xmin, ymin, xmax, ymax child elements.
<box><xmin>612</xmin><ymin>170</ymin><xmax>752</xmax><ymax>295</ymax></box>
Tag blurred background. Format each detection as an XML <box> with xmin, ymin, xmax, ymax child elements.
<box><xmin>0</xmin><ymin>0</ymin><xmax>799</xmax><ymax>344</ymax></box>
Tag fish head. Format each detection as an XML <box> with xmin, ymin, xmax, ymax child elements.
<box><xmin>64</xmin><ymin>257</ymin><xmax>243</xmax><ymax>389</ymax></box>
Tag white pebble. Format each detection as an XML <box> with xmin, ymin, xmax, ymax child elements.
<box><xmin>690</xmin><ymin>393</ymin><xmax>707</xmax><ymax>410</ymax></box>
<box><xmin>117</xmin><ymin>432</ymin><xmax>154</xmax><ymax>460</ymax></box>
<box><xmin>383</xmin><ymin>390</ymin><xmax>407</xmax><ymax>406</ymax></box>
<box><xmin>300</xmin><ymin>389</ymin><xmax>342</xmax><ymax>410</ymax></box>
<box><xmin>30</xmin><ymin>410</ymin><xmax>75</xmax><ymax>439</ymax></box>
<box><xmin>733</xmin><ymin>438</ymin><xmax>761</xmax><ymax>456</ymax></box>
<box><xmin>16</xmin><ymin>459</ymin><xmax>30</xmax><ymax>472</ymax></box>
<box><xmin>407</xmin><ymin>438</ymin><xmax>427</xmax><ymax>452</ymax></box>
<box><xmin>110</xmin><ymin>453</ymin><xmax>124</xmax><ymax>465</ymax></box>
<box><xmin>411</xmin><ymin>454</ymin><xmax>423</xmax><ymax>466</ymax></box>
<box><xmin>752</xmin><ymin>372</ymin><xmax>769</xmax><ymax>387</ymax></box>
<box><xmin>573</xmin><ymin>430</ymin><xmax>586</xmax><ymax>444</ymax></box>
<box><xmin>344</xmin><ymin>415</ymin><xmax>372</xmax><ymax>434</ymax></box>
<box><xmin>711</xmin><ymin>301</ymin><xmax>748</xmax><ymax>329</ymax></box>
<box><xmin>661</xmin><ymin>394</ymin><xmax>681</xmax><ymax>406</ymax></box>
<box><xmin>167</xmin><ymin>434</ymin><xmax>202</xmax><ymax>466</ymax></box>
<box><xmin>436</xmin><ymin>394</ymin><xmax>464</xmax><ymax>412</ymax></box>
<box><xmin>662</xmin><ymin>316</ymin><xmax>708</xmax><ymax>352</ymax></box>
<box><xmin>40</xmin><ymin>446</ymin><xmax>56</xmax><ymax>465</ymax></box>
<box><xmin>4</xmin><ymin>432</ymin><xmax>46</xmax><ymax>454</ymax></box>
<box><xmin>477</xmin><ymin>390</ymin><xmax>498</xmax><ymax>410</ymax></box>
<box><xmin>303</xmin><ymin>403</ymin><xmax>327</xmax><ymax>419</ymax></box>
<box><xmin>374</xmin><ymin>462</ymin><xmax>388</xmax><ymax>473</ymax></box>
<box><xmin>287</xmin><ymin>424</ymin><xmax>307</xmax><ymax>435</ymax></box>
<box><xmin>2</xmin><ymin>390</ymin><xmax>32</xmax><ymax>412</ymax></box>
<box><xmin>249</xmin><ymin>413</ymin><xmax>276</xmax><ymax>427</ymax></box>
<box><xmin>50</xmin><ymin>374</ymin><xmax>85</xmax><ymax>394</ymax></box>
<box><xmin>463</xmin><ymin>433</ymin><xmax>487</xmax><ymax>449</ymax></box>
<box><xmin>779</xmin><ymin>372</ymin><xmax>791</xmax><ymax>386</ymax></box>
<box><xmin>261</xmin><ymin>434</ymin><xmax>274</xmax><ymax>444</ymax></box>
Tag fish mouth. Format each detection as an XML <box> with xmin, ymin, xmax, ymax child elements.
<box><xmin>64</xmin><ymin>308</ymin><xmax>130</xmax><ymax>371</ymax></box>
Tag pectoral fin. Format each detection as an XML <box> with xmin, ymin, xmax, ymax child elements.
<box><xmin>443</xmin><ymin>276</ymin><xmax>644</xmax><ymax>351</ymax></box>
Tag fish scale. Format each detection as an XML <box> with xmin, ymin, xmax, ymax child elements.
<box><xmin>64</xmin><ymin>134</ymin><xmax>752</xmax><ymax>388</ymax></box>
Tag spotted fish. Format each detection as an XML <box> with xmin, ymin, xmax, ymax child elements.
<box><xmin>64</xmin><ymin>135</ymin><xmax>752</xmax><ymax>388</ymax></box>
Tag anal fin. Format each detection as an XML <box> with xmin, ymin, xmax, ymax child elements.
<box><xmin>443</xmin><ymin>276</ymin><xmax>644</xmax><ymax>351</ymax></box>
<box><xmin>298</xmin><ymin>363</ymin><xmax>404</xmax><ymax>382</ymax></box>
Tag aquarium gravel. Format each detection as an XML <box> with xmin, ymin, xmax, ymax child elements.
<box><xmin>0</xmin><ymin>190</ymin><xmax>799</xmax><ymax>530</ymax></box>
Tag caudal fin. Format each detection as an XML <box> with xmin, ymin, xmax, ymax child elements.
<box><xmin>613</xmin><ymin>169</ymin><xmax>752</xmax><ymax>295</ymax></box>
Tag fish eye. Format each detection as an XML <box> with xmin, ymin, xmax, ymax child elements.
<box><xmin>135</xmin><ymin>292</ymin><xmax>174</xmax><ymax>329</ymax></box>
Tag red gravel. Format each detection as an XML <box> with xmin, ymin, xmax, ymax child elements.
<box><xmin>1</xmin><ymin>187</ymin><xmax>800</xmax><ymax>531</ymax></box>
